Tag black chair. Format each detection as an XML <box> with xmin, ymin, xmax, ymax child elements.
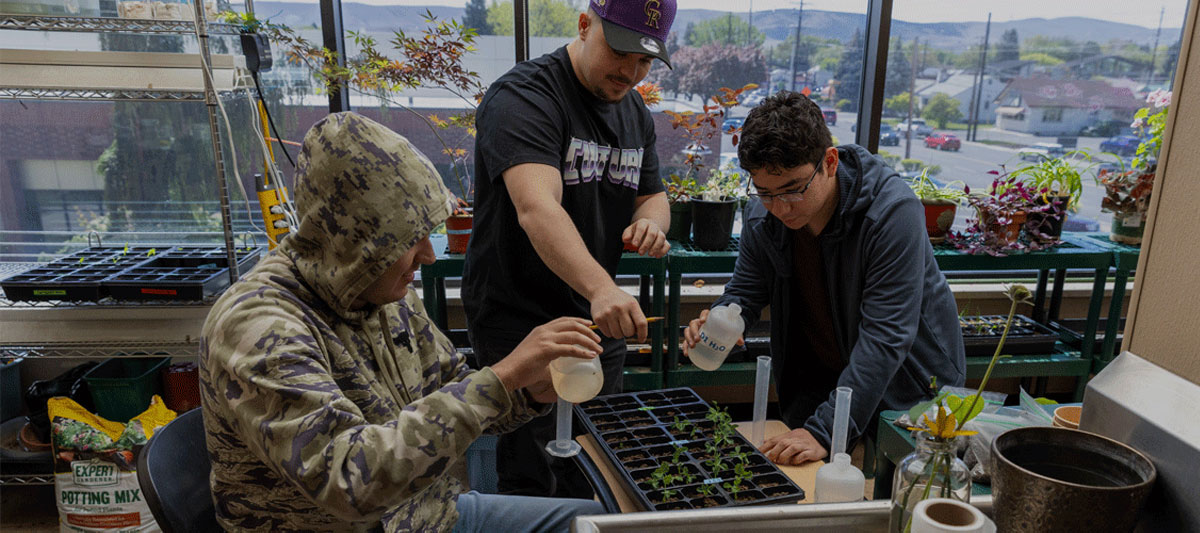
<box><xmin>137</xmin><ymin>408</ymin><xmax>221</xmax><ymax>533</ymax></box>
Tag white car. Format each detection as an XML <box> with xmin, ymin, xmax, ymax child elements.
<box><xmin>1017</xmin><ymin>142</ymin><xmax>1066</xmax><ymax>162</ymax></box>
<box><xmin>898</xmin><ymin>118</ymin><xmax>933</xmax><ymax>138</ymax></box>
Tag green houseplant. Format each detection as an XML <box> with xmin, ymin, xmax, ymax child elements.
<box><xmin>906</xmin><ymin>169</ymin><xmax>965</xmax><ymax>244</ymax></box>
<box><xmin>1096</xmin><ymin>89</ymin><xmax>1169</xmax><ymax>245</ymax></box>
<box><xmin>1008</xmin><ymin>151</ymin><xmax>1095</xmax><ymax>243</ymax></box>
<box><xmin>691</xmin><ymin>161</ymin><xmax>745</xmax><ymax>251</ymax></box>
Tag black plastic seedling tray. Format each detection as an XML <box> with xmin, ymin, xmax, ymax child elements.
<box><xmin>959</xmin><ymin>314</ymin><xmax>1059</xmax><ymax>357</ymax></box>
<box><xmin>104</xmin><ymin>247</ymin><xmax>261</xmax><ymax>301</ymax></box>
<box><xmin>1052</xmin><ymin>317</ymin><xmax>1125</xmax><ymax>352</ymax></box>
<box><xmin>576</xmin><ymin>387</ymin><xmax>804</xmax><ymax>511</ymax></box>
<box><xmin>0</xmin><ymin>246</ymin><xmax>160</xmax><ymax>301</ymax></box>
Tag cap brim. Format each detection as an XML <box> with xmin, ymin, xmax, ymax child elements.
<box><xmin>599</xmin><ymin>18</ymin><xmax>671</xmax><ymax>69</ymax></box>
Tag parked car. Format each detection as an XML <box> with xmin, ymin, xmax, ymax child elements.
<box><xmin>1080</xmin><ymin>120</ymin><xmax>1127</xmax><ymax>137</ymax></box>
<box><xmin>681</xmin><ymin>143</ymin><xmax>712</xmax><ymax>157</ymax></box>
<box><xmin>722</xmin><ymin>116</ymin><xmax>745</xmax><ymax>133</ymax></box>
<box><xmin>924</xmin><ymin>133</ymin><xmax>961</xmax><ymax>151</ymax></box>
<box><xmin>879</xmin><ymin>123</ymin><xmax>900</xmax><ymax>146</ymax></box>
<box><xmin>1017</xmin><ymin>142</ymin><xmax>1065</xmax><ymax>162</ymax></box>
<box><xmin>1099</xmin><ymin>135</ymin><xmax>1143</xmax><ymax>157</ymax></box>
<box><xmin>822</xmin><ymin>109</ymin><xmax>837</xmax><ymax>126</ymax></box>
<box><xmin>898</xmin><ymin>118</ymin><xmax>933</xmax><ymax>138</ymax></box>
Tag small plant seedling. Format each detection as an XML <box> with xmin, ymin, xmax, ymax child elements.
<box><xmin>671</xmin><ymin>416</ymin><xmax>691</xmax><ymax>435</ymax></box>
<box><xmin>660</xmin><ymin>489</ymin><xmax>677</xmax><ymax>503</ymax></box>
<box><xmin>724</xmin><ymin>480</ymin><xmax>743</xmax><ymax>499</ymax></box>
<box><xmin>670</xmin><ymin>445</ymin><xmax>685</xmax><ymax>465</ymax></box>
<box><xmin>697</xmin><ymin>482</ymin><xmax>714</xmax><ymax>496</ymax></box>
<box><xmin>730</xmin><ymin>446</ymin><xmax>751</xmax><ymax>467</ymax></box>
<box><xmin>147</xmin><ymin>248</ymin><xmax>156</xmax><ymax>256</ymax></box>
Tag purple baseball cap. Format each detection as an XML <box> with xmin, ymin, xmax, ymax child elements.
<box><xmin>589</xmin><ymin>0</ymin><xmax>676</xmax><ymax>68</ymax></box>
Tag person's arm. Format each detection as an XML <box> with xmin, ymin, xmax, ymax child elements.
<box><xmin>504</xmin><ymin>164</ymin><xmax>647</xmax><ymax>340</ymax></box>
<box><xmin>683</xmin><ymin>219</ymin><xmax>771</xmax><ymax>353</ymax></box>
<box><xmin>204</xmin><ymin>293</ymin><xmax>596</xmax><ymax>522</ymax></box>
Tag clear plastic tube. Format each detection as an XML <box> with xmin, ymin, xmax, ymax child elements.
<box><xmin>831</xmin><ymin>386</ymin><xmax>853</xmax><ymax>457</ymax></box>
<box><xmin>545</xmin><ymin>398</ymin><xmax>580</xmax><ymax>457</ymax></box>
<box><xmin>752</xmin><ymin>355</ymin><xmax>771</xmax><ymax>447</ymax></box>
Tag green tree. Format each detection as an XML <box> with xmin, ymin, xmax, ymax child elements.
<box><xmin>923</xmin><ymin>93</ymin><xmax>963</xmax><ymax>129</ymax></box>
<box><xmin>884</xmin><ymin>37</ymin><xmax>912</xmax><ymax>99</ymax></box>
<box><xmin>487</xmin><ymin>0</ymin><xmax>578</xmax><ymax>37</ymax></box>
<box><xmin>834</xmin><ymin>29</ymin><xmax>864</xmax><ymax>112</ymax></box>
<box><xmin>994</xmin><ymin>29</ymin><xmax>1019</xmax><ymax>63</ymax></box>
<box><xmin>462</xmin><ymin>0</ymin><xmax>492</xmax><ymax>35</ymax></box>
<box><xmin>1023</xmin><ymin>35</ymin><xmax>1082</xmax><ymax>62</ymax></box>
<box><xmin>885</xmin><ymin>92</ymin><xmax>912</xmax><ymax>117</ymax></box>
<box><xmin>1020</xmin><ymin>52</ymin><xmax>1063</xmax><ymax>66</ymax></box>
<box><xmin>686</xmin><ymin>14</ymin><xmax>764</xmax><ymax>47</ymax></box>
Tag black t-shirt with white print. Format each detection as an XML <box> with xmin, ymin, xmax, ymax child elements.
<box><xmin>462</xmin><ymin>45</ymin><xmax>663</xmax><ymax>338</ymax></box>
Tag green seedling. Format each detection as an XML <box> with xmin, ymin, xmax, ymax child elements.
<box><xmin>670</xmin><ymin>416</ymin><xmax>691</xmax><ymax>435</ymax></box>
<box><xmin>660</xmin><ymin>489</ymin><xmax>677</xmax><ymax>503</ymax></box>
<box><xmin>697</xmin><ymin>483</ymin><xmax>715</xmax><ymax>496</ymax></box>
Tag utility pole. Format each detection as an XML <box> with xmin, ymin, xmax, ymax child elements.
<box><xmin>905</xmin><ymin>37</ymin><xmax>918</xmax><ymax>159</ymax></box>
<box><xmin>727</xmin><ymin>13</ymin><xmax>733</xmax><ymax>44</ymax></box>
<box><xmin>748</xmin><ymin>0</ymin><xmax>753</xmax><ymax>45</ymax></box>
<box><xmin>970</xmin><ymin>13</ymin><xmax>992</xmax><ymax>142</ymax></box>
<box><xmin>1148</xmin><ymin>6</ymin><xmax>1165</xmax><ymax>85</ymax></box>
<box><xmin>789</xmin><ymin>0</ymin><xmax>804</xmax><ymax>92</ymax></box>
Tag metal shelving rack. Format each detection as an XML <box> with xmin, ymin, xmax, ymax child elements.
<box><xmin>0</xmin><ymin>8</ymin><xmax>251</xmax><ymax>485</ymax></box>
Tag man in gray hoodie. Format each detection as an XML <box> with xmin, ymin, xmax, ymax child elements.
<box><xmin>683</xmin><ymin>92</ymin><xmax>965</xmax><ymax>465</ymax></box>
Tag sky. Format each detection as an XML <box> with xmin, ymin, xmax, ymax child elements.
<box><xmin>272</xmin><ymin>0</ymin><xmax>1189</xmax><ymax>30</ymax></box>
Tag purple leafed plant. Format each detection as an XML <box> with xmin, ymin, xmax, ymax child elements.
<box><xmin>948</xmin><ymin>173</ymin><xmax>1055</xmax><ymax>256</ymax></box>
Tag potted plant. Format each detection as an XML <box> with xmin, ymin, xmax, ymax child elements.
<box><xmin>225</xmin><ymin>11</ymin><xmax>481</xmax><ymax>252</ymax></box>
<box><xmin>1096</xmin><ymin>90</ymin><xmax>1169</xmax><ymax>245</ymax></box>
<box><xmin>1008</xmin><ymin>152</ymin><xmax>1096</xmax><ymax>243</ymax></box>
<box><xmin>664</xmin><ymin>84</ymin><xmax>756</xmax><ymax>249</ymax></box>
<box><xmin>906</xmin><ymin>169</ymin><xmax>965</xmax><ymax>244</ymax></box>
<box><xmin>953</xmin><ymin>176</ymin><xmax>1050</xmax><ymax>256</ymax></box>
<box><xmin>664</xmin><ymin>172</ymin><xmax>701</xmax><ymax>242</ymax></box>
<box><xmin>691</xmin><ymin>162</ymin><xmax>744</xmax><ymax>251</ymax></box>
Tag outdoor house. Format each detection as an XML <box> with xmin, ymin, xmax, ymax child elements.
<box><xmin>993</xmin><ymin>77</ymin><xmax>1143</xmax><ymax>136</ymax></box>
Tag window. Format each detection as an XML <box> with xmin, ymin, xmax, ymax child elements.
<box><xmin>884</xmin><ymin>0</ymin><xmax>1190</xmax><ymax>232</ymax></box>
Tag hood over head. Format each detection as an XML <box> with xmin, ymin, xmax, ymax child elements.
<box><xmin>282</xmin><ymin>112</ymin><xmax>453</xmax><ymax>315</ymax></box>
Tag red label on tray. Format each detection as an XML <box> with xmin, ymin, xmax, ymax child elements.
<box><xmin>140</xmin><ymin>288</ymin><xmax>177</xmax><ymax>296</ymax></box>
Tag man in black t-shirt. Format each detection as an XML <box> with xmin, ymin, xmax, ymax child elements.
<box><xmin>462</xmin><ymin>0</ymin><xmax>677</xmax><ymax>498</ymax></box>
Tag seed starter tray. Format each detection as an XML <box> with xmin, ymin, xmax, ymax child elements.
<box><xmin>0</xmin><ymin>246</ymin><xmax>160</xmax><ymax>301</ymax></box>
<box><xmin>103</xmin><ymin>247</ymin><xmax>261</xmax><ymax>301</ymax></box>
<box><xmin>575</xmin><ymin>387</ymin><xmax>805</xmax><ymax>511</ymax></box>
<box><xmin>959</xmin><ymin>314</ymin><xmax>1058</xmax><ymax>357</ymax></box>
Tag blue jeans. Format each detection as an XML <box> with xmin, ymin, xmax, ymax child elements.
<box><xmin>451</xmin><ymin>491</ymin><xmax>606</xmax><ymax>533</ymax></box>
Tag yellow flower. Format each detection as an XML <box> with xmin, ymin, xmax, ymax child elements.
<box><xmin>908</xmin><ymin>405</ymin><xmax>979</xmax><ymax>440</ymax></box>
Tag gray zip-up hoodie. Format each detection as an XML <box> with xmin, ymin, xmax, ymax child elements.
<box><xmin>714</xmin><ymin>144</ymin><xmax>966</xmax><ymax>451</ymax></box>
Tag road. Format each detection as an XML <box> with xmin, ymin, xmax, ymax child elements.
<box><xmin>720</xmin><ymin>112</ymin><xmax>1116</xmax><ymax>232</ymax></box>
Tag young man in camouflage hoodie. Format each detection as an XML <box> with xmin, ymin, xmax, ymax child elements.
<box><xmin>200</xmin><ymin>112</ymin><xmax>605</xmax><ymax>532</ymax></box>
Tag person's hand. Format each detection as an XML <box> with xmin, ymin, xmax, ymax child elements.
<box><xmin>590</xmin><ymin>284</ymin><xmax>648</xmax><ymax>341</ymax></box>
<box><xmin>760</xmin><ymin>428</ymin><xmax>829</xmax><ymax>465</ymax></box>
<box><xmin>491</xmin><ymin>317</ymin><xmax>602</xmax><ymax>394</ymax></box>
<box><xmin>681</xmin><ymin>309</ymin><xmax>743</xmax><ymax>357</ymax></box>
<box><xmin>622</xmin><ymin>219</ymin><xmax>669</xmax><ymax>258</ymax></box>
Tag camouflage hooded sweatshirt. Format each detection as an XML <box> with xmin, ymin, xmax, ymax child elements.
<box><xmin>200</xmin><ymin>112</ymin><xmax>541</xmax><ymax>532</ymax></box>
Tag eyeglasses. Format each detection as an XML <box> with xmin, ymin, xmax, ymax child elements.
<box><xmin>747</xmin><ymin>165</ymin><xmax>820</xmax><ymax>205</ymax></box>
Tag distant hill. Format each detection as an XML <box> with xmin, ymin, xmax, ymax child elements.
<box><xmin>244</xmin><ymin>2</ymin><xmax>1180</xmax><ymax>49</ymax></box>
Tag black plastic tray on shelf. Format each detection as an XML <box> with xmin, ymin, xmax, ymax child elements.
<box><xmin>103</xmin><ymin>247</ymin><xmax>261</xmax><ymax>301</ymax></box>
<box><xmin>0</xmin><ymin>246</ymin><xmax>160</xmax><ymax>301</ymax></box>
<box><xmin>959</xmin><ymin>314</ymin><xmax>1059</xmax><ymax>357</ymax></box>
<box><xmin>576</xmin><ymin>387</ymin><xmax>804</xmax><ymax>511</ymax></box>
<box><xmin>1052</xmin><ymin>317</ymin><xmax>1125</xmax><ymax>353</ymax></box>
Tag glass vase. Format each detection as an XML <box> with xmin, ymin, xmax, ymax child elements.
<box><xmin>888</xmin><ymin>434</ymin><xmax>972</xmax><ymax>532</ymax></box>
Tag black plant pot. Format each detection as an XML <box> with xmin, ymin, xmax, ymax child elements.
<box><xmin>1028</xmin><ymin>194</ymin><xmax>1071</xmax><ymax>242</ymax></box>
<box><xmin>667</xmin><ymin>201</ymin><xmax>692</xmax><ymax>242</ymax></box>
<box><xmin>691</xmin><ymin>198</ymin><xmax>737</xmax><ymax>251</ymax></box>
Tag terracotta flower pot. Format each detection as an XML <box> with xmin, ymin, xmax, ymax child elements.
<box><xmin>1110</xmin><ymin>211</ymin><xmax>1146</xmax><ymax>246</ymax></box>
<box><xmin>979</xmin><ymin>210</ymin><xmax>1028</xmax><ymax>245</ymax></box>
<box><xmin>446</xmin><ymin>213</ymin><xmax>473</xmax><ymax>254</ymax></box>
<box><xmin>921</xmin><ymin>199</ymin><xmax>957</xmax><ymax>243</ymax></box>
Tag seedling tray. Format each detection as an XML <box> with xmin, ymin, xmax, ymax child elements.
<box><xmin>959</xmin><ymin>314</ymin><xmax>1058</xmax><ymax>357</ymax></box>
<box><xmin>576</xmin><ymin>387</ymin><xmax>804</xmax><ymax>511</ymax></box>
<box><xmin>103</xmin><ymin>247</ymin><xmax>261</xmax><ymax>301</ymax></box>
<box><xmin>1052</xmin><ymin>317</ymin><xmax>1125</xmax><ymax>352</ymax></box>
<box><xmin>0</xmin><ymin>246</ymin><xmax>160</xmax><ymax>301</ymax></box>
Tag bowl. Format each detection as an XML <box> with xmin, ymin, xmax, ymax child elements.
<box><xmin>1052</xmin><ymin>405</ymin><xmax>1081</xmax><ymax>429</ymax></box>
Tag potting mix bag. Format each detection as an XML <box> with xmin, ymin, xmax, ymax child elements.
<box><xmin>48</xmin><ymin>395</ymin><xmax>176</xmax><ymax>532</ymax></box>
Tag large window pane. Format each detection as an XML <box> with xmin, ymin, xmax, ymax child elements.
<box><xmin>884</xmin><ymin>1</ymin><xmax>1190</xmax><ymax>231</ymax></box>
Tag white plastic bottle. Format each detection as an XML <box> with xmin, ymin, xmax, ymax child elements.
<box><xmin>689</xmin><ymin>303</ymin><xmax>745</xmax><ymax>371</ymax></box>
<box><xmin>815</xmin><ymin>387</ymin><xmax>866</xmax><ymax>502</ymax></box>
<box><xmin>548</xmin><ymin>355</ymin><xmax>603</xmax><ymax>404</ymax></box>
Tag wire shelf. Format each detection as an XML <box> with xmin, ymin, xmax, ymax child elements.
<box><xmin>1</xmin><ymin>340</ymin><xmax>199</xmax><ymax>359</ymax></box>
<box><xmin>0</xmin><ymin>474</ymin><xmax>54</xmax><ymax>486</ymax></box>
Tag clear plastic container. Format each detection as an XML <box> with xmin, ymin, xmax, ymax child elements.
<box><xmin>690</xmin><ymin>303</ymin><xmax>745</xmax><ymax>371</ymax></box>
<box><xmin>815</xmin><ymin>387</ymin><xmax>865</xmax><ymax>502</ymax></box>
<box><xmin>548</xmin><ymin>355</ymin><xmax>603</xmax><ymax>404</ymax></box>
